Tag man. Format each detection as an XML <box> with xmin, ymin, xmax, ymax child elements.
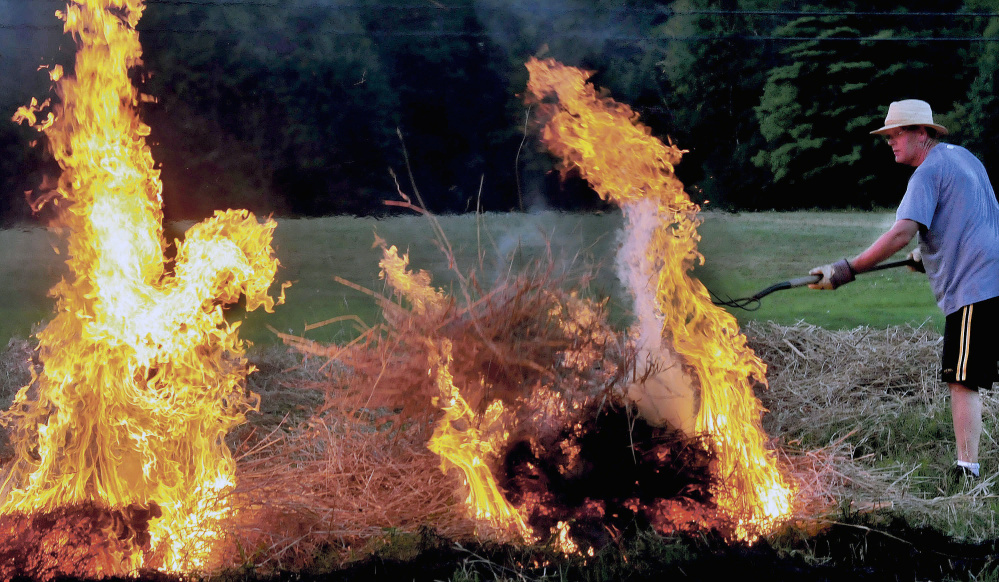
<box><xmin>810</xmin><ymin>99</ymin><xmax>999</xmax><ymax>479</ymax></box>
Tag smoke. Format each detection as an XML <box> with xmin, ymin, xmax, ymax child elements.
<box><xmin>615</xmin><ymin>199</ymin><xmax>663</xmax><ymax>355</ymax></box>
<box><xmin>472</xmin><ymin>0</ymin><xmax>652</xmax><ymax>65</ymax></box>
<box><xmin>486</xmin><ymin>211</ymin><xmax>591</xmax><ymax>286</ymax></box>
<box><xmin>615</xmin><ymin>199</ymin><xmax>698</xmax><ymax>435</ymax></box>
<box><xmin>491</xmin><ymin>220</ymin><xmax>547</xmax><ymax>283</ymax></box>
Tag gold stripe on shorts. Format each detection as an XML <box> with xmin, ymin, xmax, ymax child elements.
<box><xmin>958</xmin><ymin>304</ymin><xmax>974</xmax><ymax>382</ymax></box>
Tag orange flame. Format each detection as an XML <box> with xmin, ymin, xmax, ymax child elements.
<box><xmin>427</xmin><ymin>341</ymin><xmax>530</xmax><ymax>537</ymax></box>
<box><xmin>525</xmin><ymin>57</ymin><xmax>793</xmax><ymax>539</ymax></box>
<box><xmin>378</xmin><ymin>244</ymin><xmax>447</xmax><ymax>317</ymax></box>
<box><xmin>2</xmin><ymin>0</ymin><xmax>285</xmax><ymax>571</ymax></box>
<box><xmin>378</xmin><ymin>245</ymin><xmax>530</xmax><ymax>538</ymax></box>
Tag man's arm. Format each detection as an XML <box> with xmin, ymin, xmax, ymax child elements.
<box><xmin>849</xmin><ymin>218</ymin><xmax>920</xmax><ymax>273</ymax></box>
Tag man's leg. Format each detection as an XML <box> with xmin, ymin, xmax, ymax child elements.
<box><xmin>950</xmin><ymin>382</ymin><xmax>982</xmax><ymax>464</ymax></box>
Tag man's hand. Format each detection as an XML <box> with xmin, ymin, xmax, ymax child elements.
<box><xmin>907</xmin><ymin>247</ymin><xmax>925</xmax><ymax>273</ymax></box>
<box><xmin>809</xmin><ymin>258</ymin><xmax>856</xmax><ymax>290</ymax></box>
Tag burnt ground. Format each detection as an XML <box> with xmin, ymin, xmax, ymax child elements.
<box><xmin>227</xmin><ymin>519</ymin><xmax>999</xmax><ymax>582</ymax></box>
<box><xmin>5</xmin><ymin>514</ymin><xmax>998</xmax><ymax>582</ymax></box>
<box><xmin>231</xmin><ymin>519</ymin><xmax>999</xmax><ymax>582</ymax></box>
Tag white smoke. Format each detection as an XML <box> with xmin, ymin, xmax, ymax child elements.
<box><xmin>491</xmin><ymin>218</ymin><xmax>546</xmax><ymax>283</ymax></box>
<box><xmin>616</xmin><ymin>199</ymin><xmax>698</xmax><ymax>435</ymax></box>
<box><xmin>615</xmin><ymin>199</ymin><xmax>663</xmax><ymax>355</ymax></box>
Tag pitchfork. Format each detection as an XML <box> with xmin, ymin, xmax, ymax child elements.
<box><xmin>711</xmin><ymin>258</ymin><xmax>918</xmax><ymax>311</ymax></box>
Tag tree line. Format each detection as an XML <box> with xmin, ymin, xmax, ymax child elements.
<box><xmin>1</xmin><ymin>0</ymin><xmax>998</xmax><ymax>223</ymax></box>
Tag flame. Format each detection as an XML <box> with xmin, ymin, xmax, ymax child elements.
<box><xmin>378</xmin><ymin>244</ymin><xmax>446</xmax><ymax>317</ymax></box>
<box><xmin>553</xmin><ymin>521</ymin><xmax>578</xmax><ymax>554</ymax></box>
<box><xmin>2</xmin><ymin>0</ymin><xmax>284</xmax><ymax>571</ymax></box>
<box><xmin>525</xmin><ymin>57</ymin><xmax>793</xmax><ymax>539</ymax></box>
<box><xmin>427</xmin><ymin>341</ymin><xmax>530</xmax><ymax>537</ymax></box>
<box><xmin>378</xmin><ymin>245</ymin><xmax>530</xmax><ymax>537</ymax></box>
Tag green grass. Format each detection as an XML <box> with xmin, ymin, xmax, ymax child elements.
<box><xmin>234</xmin><ymin>211</ymin><xmax>627</xmax><ymax>345</ymax></box>
<box><xmin>0</xmin><ymin>225</ymin><xmax>70</xmax><ymax>344</ymax></box>
<box><xmin>233</xmin><ymin>209</ymin><xmax>944</xmax><ymax>344</ymax></box>
<box><xmin>0</xmin><ymin>209</ymin><xmax>942</xmax><ymax>347</ymax></box>
<box><xmin>694</xmin><ymin>210</ymin><xmax>940</xmax><ymax>330</ymax></box>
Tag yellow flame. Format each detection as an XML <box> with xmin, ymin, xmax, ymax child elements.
<box><xmin>378</xmin><ymin>244</ymin><xmax>446</xmax><ymax>317</ymax></box>
<box><xmin>427</xmin><ymin>341</ymin><xmax>529</xmax><ymax>536</ymax></box>
<box><xmin>525</xmin><ymin>57</ymin><xmax>793</xmax><ymax>539</ymax></box>
<box><xmin>378</xmin><ymin>245</ymin><xmax>529</xmax><ymax>537</ymax></box>
<box><xmin>2</xmin><ymin>0</ymin><xmax>284</xmax><ymax>571</ymax></box>
<box><xmin>553</xmin><ymin>521</ymin><xmax>578</xmax><ymax>554</ymax></box>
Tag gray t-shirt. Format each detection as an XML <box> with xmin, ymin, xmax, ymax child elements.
<box><xmin>896</xmin><ymin>143</ymin><xmax>999</xmax><ymax>315</ymax></box>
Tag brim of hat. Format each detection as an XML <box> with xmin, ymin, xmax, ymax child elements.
<box><xmin>870</xmin><ymin>122</ymin><xmax>949</xmax><ymax>136</ymax></box>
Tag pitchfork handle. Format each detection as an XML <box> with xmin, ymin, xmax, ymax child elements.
<box><xmin>749</xmin><ymin>258</ymin><xmax>917</xmax><ymax>301</ymax></box>
<box><xmin>787</xmin><ymin>258</ymin><xmax>916</xmax><ymax>289</ymax></box>
<box><xmin>866</xmin><ymin>258</ymin><xmax>918</xmax><ymax>272</ymax></box>
<box><xmin>786</xmin><ymin>275</ymin><xmax>821</xmax><ymax>289</ymax></box>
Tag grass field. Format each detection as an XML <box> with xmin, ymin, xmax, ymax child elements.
<box><xmin>0</xmin><ymin>209</ymin><xmax>941</xmax><ymax>348</ymax></box>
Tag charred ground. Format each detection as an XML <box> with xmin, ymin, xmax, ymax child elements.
<box><xmin>4</xmin><ymin>516</ymin><xmax>997</xmax><ymax>581</ymax></box>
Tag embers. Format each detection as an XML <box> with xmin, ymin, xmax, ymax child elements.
<box><xmin>111</xmin><ymin>501</ymin><xmax>162</xmax><ymax>548</ymax></box>
<box><xmin>0</xmin><ymin>501</ymin><xmax>160</xmax><ymax>580</ymax></box>
<box><xmin>500</xmin><ymin>400</ymin><xmax>716</xmax><ymax>552</ymax></box>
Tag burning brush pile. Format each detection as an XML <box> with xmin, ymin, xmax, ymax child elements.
<box><xmin>236</xmin><ymin>243</ymin><xmax>720</xmax><ymax>566</ymax></box>
<box><xmin>0</xmin><ymin>0</ymin><xmax>287</xmax><ymax>577</ymax></box>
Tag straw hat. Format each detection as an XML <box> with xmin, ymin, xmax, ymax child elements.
<box><xmin>870</xmin><ymin>99</ymin><xmax>948</xmax><ymax>135</ymax></box>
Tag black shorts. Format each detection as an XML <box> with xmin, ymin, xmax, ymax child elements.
<box><xmin>942</xmin><ymin>296</ymin><xmax>999</xmax><ymax>390</ymax></box>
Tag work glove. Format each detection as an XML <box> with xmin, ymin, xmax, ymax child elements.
<box><xmin>907</xmin><ymin>246</ymin><xmax>925</xmax><ymax>273</ymax></box>
<box><xmin>808</xmin><ymin>258</ymin><xmax>855</xmax><ymax>290</ymax></box>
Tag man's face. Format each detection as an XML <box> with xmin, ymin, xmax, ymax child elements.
<box><xmin>882</xmin><ymin>127</ymin><xmax>927</xmax><ymax>166</ymax></box>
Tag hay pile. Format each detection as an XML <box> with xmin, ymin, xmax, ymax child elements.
<box><xmin>226</xmin><ymin>411</ymin><xmax>473</xmax><ymax>570</ymax></box>
<box><xmin>746</xmin><ymin>321</ymin><xmax>999</xmax><ymax>539</ymax></box>
<box><xmin>747</xmin><ymin>321</ymin><xmax>943</xmax><ymax>438</ymax></box>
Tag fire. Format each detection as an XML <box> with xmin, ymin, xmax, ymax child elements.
<box><xmin>524</xmin><ymin>57</ymin><xmax>794</xmax><ymax>539</ymax></box>
<box><xmin>1</xmin><ymin>0</ymin><xmax>284</xmax><ymax>573</ymax></box>
<box><xmin>427</xmin><ymin>341</ymin><xmax>530</xmax><ymax>536</ymax></box>
<box><xmin>378</xmin><ymin>245</ymin><xmax>530</xmax><ymax>537</ymax></box>
<box><xmin>376</xmin><ymin>236</ymin><xmax>719</xmax><ymax>553</ymax></box>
